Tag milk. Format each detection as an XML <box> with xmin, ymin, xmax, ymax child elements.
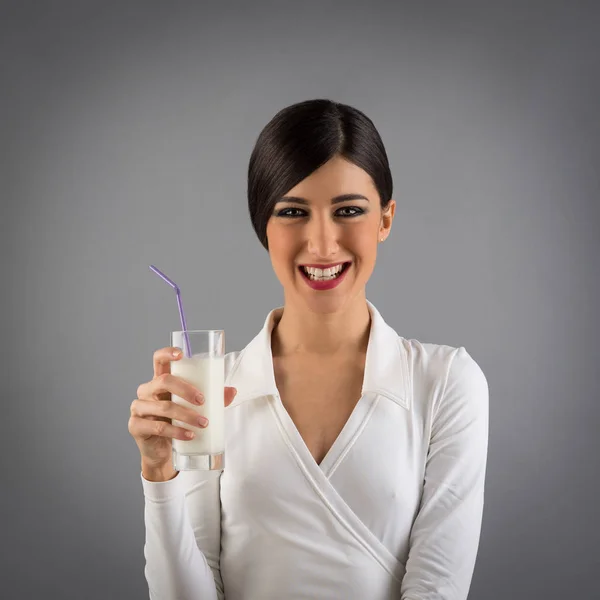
<box><xmin>170</xmin><ymin>354</ymin><xmax>225</xmax><ymax>455</ymax></box>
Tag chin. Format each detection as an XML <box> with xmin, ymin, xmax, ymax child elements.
<box><xmin>302</xmin><ymin>296</ymin><xmax>348</xmax><ymax>315</ymax></box>
<box><xmin>279</xmin><ymin>264</ymin><xmax>365</xmax><ymax>314</ymax></box>
<box><xmin>296</xmin><ymin>285</ymin><xmax>365</xmax><ymax>316</ymax></box>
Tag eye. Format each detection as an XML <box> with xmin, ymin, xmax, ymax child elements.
<box><xmin>335</xmin><ymin>206</ymin><xmax>365</xmax><ymax>217</ymax></box>
<box><xmin>275</xmin><ymin>207</ymin><xmax>307</xmax><ymax>218</ymax></box>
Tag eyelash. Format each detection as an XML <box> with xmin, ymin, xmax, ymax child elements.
<box><xmin>275</xmin><ymin>206</ymin><xmax>365</xmax><ymax>218</ymax></box>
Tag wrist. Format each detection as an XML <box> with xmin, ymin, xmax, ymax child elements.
<box><xmin>141</xmin><ymin>459</ymin><xmax>178</xmax><ymax>482</ymax></box>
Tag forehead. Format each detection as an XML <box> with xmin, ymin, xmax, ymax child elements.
<box><xmin>285</xmin><ymin>156</ymin><xmax>377</xmax><ymax>199</ymax></box>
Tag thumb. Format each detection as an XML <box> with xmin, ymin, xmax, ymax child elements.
<box><xmin>224</xmin><ymin>387</ymin><xmax>238</xmax><ymax>407</ymax></box>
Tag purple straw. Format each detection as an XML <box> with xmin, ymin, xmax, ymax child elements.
<box><xmin>149</xmin><ymin>265</ymin><xmax>192</xmax><ymax>358</ymax></box>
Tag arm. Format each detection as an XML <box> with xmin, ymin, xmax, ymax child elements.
<box><xmin>142</xmin><ymin>469</ymin><xmax>223</xmax><ymax>600</ymax></box>
<box><xmin>401</xmin><ymin>347</ymin><xmax>489</xmax><ymax>600</ymax></box>
<box><xmin>141</xmin><ymin>351</ymin><xmax>240</xmax><ymax>599</ymax></box>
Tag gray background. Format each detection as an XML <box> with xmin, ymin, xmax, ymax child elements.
<box><xmin>2</xmin><ymin>1</ymin><xmax>599</xmax><ymax>599</ymax></box>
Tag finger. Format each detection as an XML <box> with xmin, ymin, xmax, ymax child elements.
<box><xmin>131</xmin><ymin>398</ymin><xmax>208</xmax><ymax>428</ymax></box>
<box><xmin>224</xmin><ymin>387</ymin><xmax>238</xmax><ymax>407</ymax></box>
<box><xmin>139</xmin><ymin>373</ymin><xmax>204</xmax><ymax>406</ymax></box>
<box><xmin>153</xmin><ymin>346</ymin><xmax>183</xmax><ymax>378</ymax></box>
<box><xmin>128</xmin><ymin>415</ymin><xmax>196</xmax><ymax>441</ymax></box>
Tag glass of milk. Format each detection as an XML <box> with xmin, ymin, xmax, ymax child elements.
<box><xmin>169</xmin><ymin>329</ymin><xmax>225</xmax><ymax>471</ymax></box>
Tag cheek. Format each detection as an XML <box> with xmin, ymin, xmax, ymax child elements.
<box><xmin>358</xmin><ymin>241</ymin><xmax>378</xmax><ymax>268</ymax></box>
<box><xmin>266</xmin><ymin>223</ymin><xmax>297</xmax><ymax>271</ymax></box>
<box><xmin>344</xmin><ymin>222</ymin><xmax>378</xmax><ymax>257</ymax></box>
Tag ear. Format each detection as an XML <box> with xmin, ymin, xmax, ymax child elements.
<box><xmin>379</xmin><ymin>199</ymin><xmax>396</xmax><ymax>242</ymax></box>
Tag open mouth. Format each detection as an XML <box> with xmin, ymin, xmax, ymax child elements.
<box><xmin>298</xmin><ymin>262</ymin><xmax>351</xmax><ymax>282</ymax></box>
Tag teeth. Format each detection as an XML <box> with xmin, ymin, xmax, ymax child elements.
<box><xmin>302</xmin><ymin>264</ymin><xmax>345</xmax><ymax>281</ymax></box>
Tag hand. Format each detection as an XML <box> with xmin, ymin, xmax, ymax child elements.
<box><xmin>128</xmin><ymin>346</ymin><xmax>237</xmax><ymax>479</ymax></box>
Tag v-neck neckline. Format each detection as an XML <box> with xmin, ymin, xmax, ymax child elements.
<box><xmin>271</xmin><ymin>392</ymin><xmax>379</xmax><ymax>478</ymax></box>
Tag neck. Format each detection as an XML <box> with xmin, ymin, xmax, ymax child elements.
<box><xmin>271</xmin><ymin>294</ymin><xmax>371</xmax><ymax>357</ymax></box>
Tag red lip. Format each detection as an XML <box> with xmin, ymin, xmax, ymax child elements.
<box><xmin>298</xmin><ymin>262</ymin><xmax>351</xmax><ymax>291</ymax></box>
<box><xmin>299</xmin><ymin>262</ymin><xmax>348</xmax><ymax>268</ymax></box>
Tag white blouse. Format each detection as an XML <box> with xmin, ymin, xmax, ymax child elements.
<box><xmin>141</xmin><ymin>301</ymin><xmax>489</xmax><ymax>599</ymax></box>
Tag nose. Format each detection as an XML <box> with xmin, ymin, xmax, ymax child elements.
<box><xmin>306</xmin><ymin>213</ymin><xmax>339</xmax><ymax>259</ymax></box>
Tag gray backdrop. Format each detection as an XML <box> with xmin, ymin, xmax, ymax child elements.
<box><xmin>3</xmin><ymin>1</ymin><xmax>599</xmax><ymax>599</ymax></box>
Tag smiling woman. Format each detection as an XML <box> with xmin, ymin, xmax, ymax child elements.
<box><xmin>134</xmin><ymin>98</ymin><xmax>489</xmax><ymax>600</ymax></box>
<box><xmin>266</xmin><ymin>157</ymin><xmax>395</xmax><ymax>317</ymax></box>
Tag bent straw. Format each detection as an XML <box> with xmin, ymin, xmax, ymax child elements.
<box><xmin>149</xmin><ymin>265</ymin><xmax>192</xmax><ymax>358</ymax></box>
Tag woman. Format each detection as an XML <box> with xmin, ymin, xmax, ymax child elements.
<box><xmin>129</xmin><ymin>99</ymin><xmax>489</xmax><ymax>600</ymax></box>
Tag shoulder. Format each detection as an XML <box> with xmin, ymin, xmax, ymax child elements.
<box><xmin>401</xmin><ymin>337</ymin><xmax>489</xmax><ymax>415</ymax></box>
<box><xmin>403</xmin><ymin>338</ymin><xmax>486</xmax><ymax>384</ymax></box>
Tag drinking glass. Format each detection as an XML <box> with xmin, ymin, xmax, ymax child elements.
<box><xmin>170</xmin><ymin>330</ymin><xmax>225</xmax><ymax>470</ymax></box>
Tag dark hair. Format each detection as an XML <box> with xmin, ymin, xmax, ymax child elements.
<box><xmin>247</xmin><ymin>99</ymin><xmax>393</xmax><ymax>249</ymax></box>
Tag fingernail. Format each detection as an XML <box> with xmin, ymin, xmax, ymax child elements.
<box><xmin>195</xmin><ymin>393</ymin><xmax>204</xmax><ymax>404</ymax></box>
<box><xmin>198</xmin><ymin>416</ymin><xmax>209</xmax><ymax>427</ymax></box>
<box><xmin>172</xmin><ymin>349</ymin><xmax>181</xmax><ymax>357</ymax></box>
<box><xmin>185</xmin><ymin>430</ymin><xmax>195</xmax><ymax>438</ymax></box>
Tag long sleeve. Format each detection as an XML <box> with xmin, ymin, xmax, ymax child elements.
<box><xmin>401</xmin><ymin>346</ymin><xmax>490</xmax><ymax>600</ymax></box>
<box><xmin>142</xmin><ymin>469</ymin><xmax>223</xmax><ymax>599</ymax></box>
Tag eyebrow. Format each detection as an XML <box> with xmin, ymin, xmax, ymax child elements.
<box><xmin>276</xmin><ymin>193</ymin><xmax>370</xmax><ymax>205</ymax></box>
